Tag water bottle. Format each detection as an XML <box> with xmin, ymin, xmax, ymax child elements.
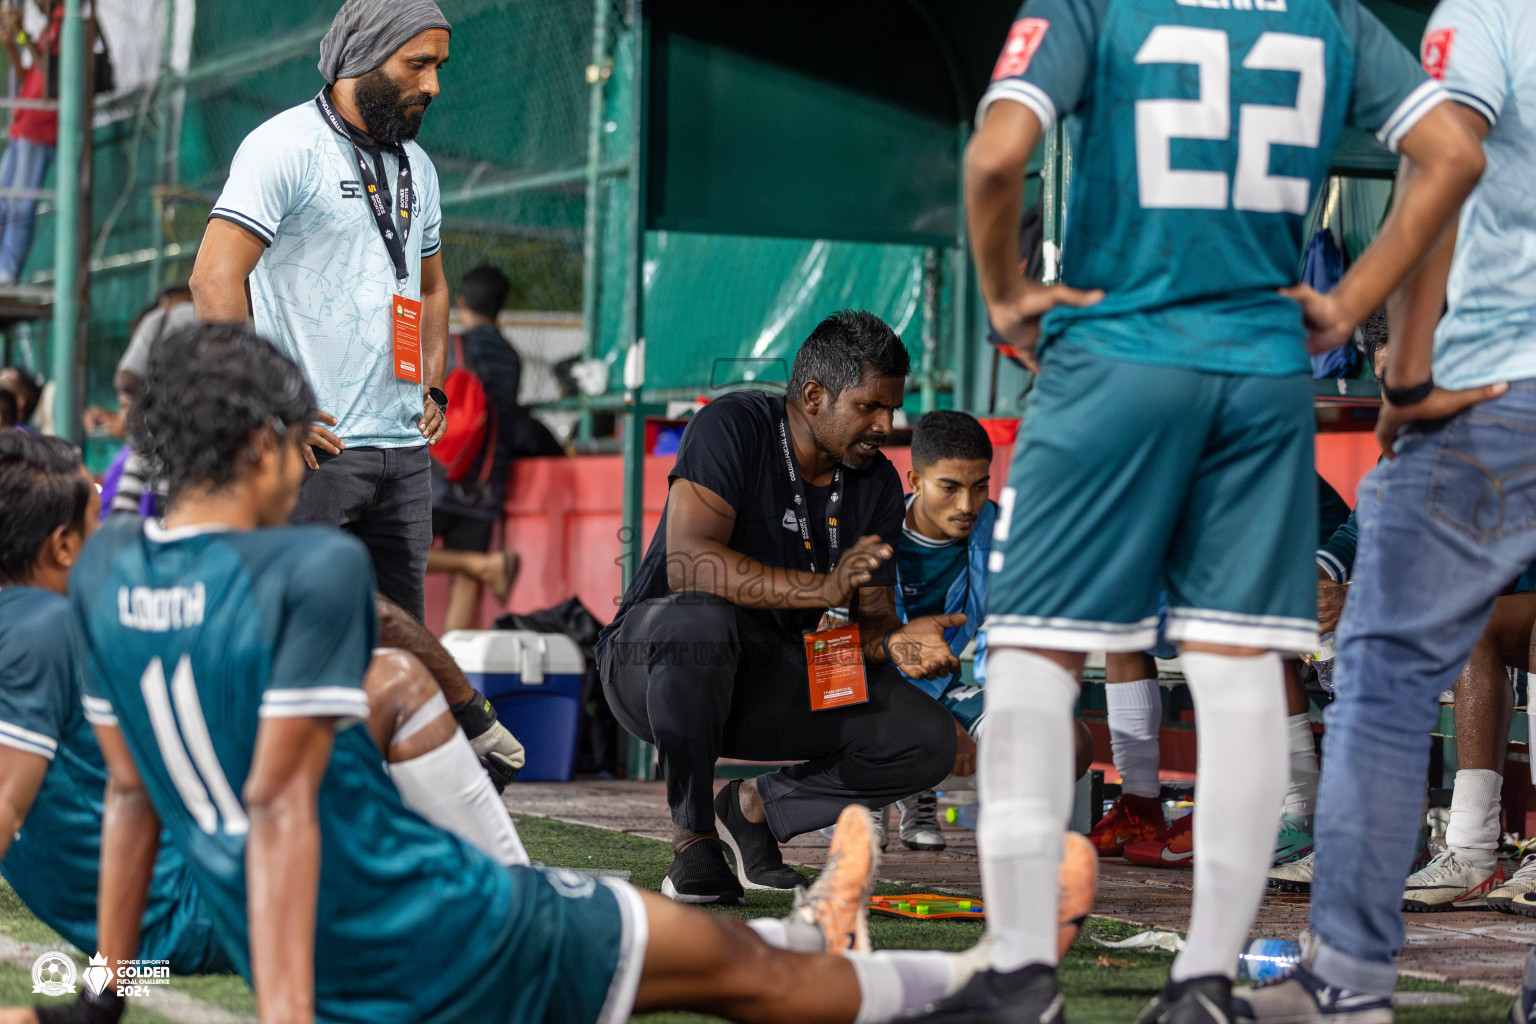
<box><xmin>1312</xmin><ymin>633</ymin><xmax>1337</xmax><ymax>693</ymax></box>
<box><xmin>944</xmin><ymin>802</ymin><xmax>980</xmax><ymax>831</ymax></box>
<box><xmin>1237</xmin><ymin>939</ymin><xmax>1301</xmax><ymax>984</ymax></box>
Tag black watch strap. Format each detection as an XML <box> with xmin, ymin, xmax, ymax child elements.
<box><xmin>427</xmin><ymin>386</ymin><xmax>449</xmax><ymax>411</ymax></box>
<box><xmin>1382</xmin><ymin>379</ymin><xmax>1434</xmax><ymax>407</ymax></box>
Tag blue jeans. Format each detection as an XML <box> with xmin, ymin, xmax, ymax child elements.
<box><xmin>0</xmin><ymin>137</ymin><xmax>53</xmax><ymax>283</ymax></box>
<box><xmin>1309</xmin><ymin>379</ymin><xmax>1536</xmax><ymax>994</ymax></box>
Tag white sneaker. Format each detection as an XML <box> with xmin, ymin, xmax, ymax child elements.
<box><xmin>1269</xmin><ymin>851</ymin><xmax>1315</xmax><ymax>894</ymax></box>
<box><xmin>1489</xmin><ymin>851</ymin><xmax>1536</xmax><ymax>914</ymax></box>
<box><xmin>1401</xmin><ymin>846</ymin><xmax>1503</xmax><ymax>912</ymax></box>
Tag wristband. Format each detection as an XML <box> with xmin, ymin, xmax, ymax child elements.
<box><xmin>880</xmin><ymin>629</ymin><xmax>897</xmax><ymax>664</ymax></box>
<box><xmin>1382</xmin><ymin>378</ymin><xmax>1434</xmax><ymax>407</ymax></box>
<box><xmin>451</xmin><ymin>690</ymin><xmax>498</xmax><ymax>739</ymax></box>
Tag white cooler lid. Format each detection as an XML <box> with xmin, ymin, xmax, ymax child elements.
<box><xmin>439</xmin><ymin>629</ymin><xmax>585</xmax><ymax>685</ymax></box>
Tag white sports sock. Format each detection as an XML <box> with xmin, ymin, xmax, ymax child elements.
<box><xmin>849</xmin><ymin>950</ymin><xmax>961</xmax><ymax>1023</ymax></box>
<box><xmin>1445</xmin><ymin>768</ymin><xmax>1502</xmax><ymax>859</ymax></box>
<box><xmin>978</xmin><ymin>647</ymin><xmax>1080</xmax><ymax>972</ymax></box>
<box><xmin>747</xmin><ymin>917</ymin><xmax>789</xmax><ymax>949</ymax></box>
<box><xmin>1106</xmin><ymin>678</ymin><xmax>1162</xmax><ymax>799</ymax></box>
<box><xmin>389</xmin><ymin>733</ymin><xmax>531</xmax><ymax>867</ymax></box>
<box><xmin>1170</xmin><ymin>651</ymin><xmax>1287</xmax><ymax>982</ymax></box>
<box><xmin>1282</xmin><ymin>713</ymin><xmax>1319</xmax><ymax>816</ymax></box>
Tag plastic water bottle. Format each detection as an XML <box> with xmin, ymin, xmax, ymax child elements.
<box><xmin>945</xmin><ymin>802</ymin><xmax>979</xmax><ymax>831</ymax></box>
<box><xmin>1237</xmin><ymin>939</ymin><xmax>1301</xmax><ymax>984</ymax></box>
<box><xmin>1312</xmin><ymin>633</ymin><xmax>1337</xmax><ymax>693</ymax></box>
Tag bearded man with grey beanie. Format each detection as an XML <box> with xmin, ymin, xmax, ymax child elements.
<box><xmin>189</xmin><ymin>0</ymin><xmax>453</xmax><ymax>622</ymax></box>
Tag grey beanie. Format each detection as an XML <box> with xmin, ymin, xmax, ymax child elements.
<box><xmin>318</xmin><ymin>0</ymin><xmax>451</xmax><ymax>84</ymax></box>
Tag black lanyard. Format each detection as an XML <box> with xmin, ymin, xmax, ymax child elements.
<box><xmin>777</xmin><ymin>410</ymin><xmax>843</xmax><ymax>575</ymax></box>
<box><xmin>315</xmin><ymin>88</ymin><xmax>412</xmax><ymax>286</ymax></box>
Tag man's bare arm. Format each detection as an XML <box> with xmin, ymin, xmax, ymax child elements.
<box><xmin>1286</xmin><ymin>102</ymin><xmax>1485</xmax><ymax>352</ymax></box>
<box><xmin>664</xmin><ymin>478</ymin><xmax>887</xmax><ymax>611</ymax></box>
<box><xmin>374</xmin><ymin>594</ymin><xmax>473</xmax><ymax>705</ymax></box>
<box><xmin>188</xmin><ymin>219</ymin><xmax>265</xmax><ymax>322</ymax></box>
<box><xmin>94</xmin><ymin>725</ymin><xmax>160</xmax><ymax>980</ymax></box>
<box><xmin>244</xmin><ymin>716</ymin><xmax>335</xmax><ymax>1024</ymax></box>
<box><xmin>420</xmin><ymin>252</ymin><xmax>449</xmax><ymax>392</ymax></box>
<box><xmin>0</xmin><ymin>746</ymin><xmax>49</xmax><ymax>864</ymax></box>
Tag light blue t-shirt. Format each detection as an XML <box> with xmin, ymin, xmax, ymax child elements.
<box><xmin>1424</xmin><ymin>0</ymin><xmax>1536</xmax><ymax>390</ymax></box>
<box><xmin>980</xmin><ymin>0</ymin><xmax>1441</xmax><ymax>377</ymax></box>
<box><xmin>210</xmin><ymin>96</ymin><xmax>443</xmax><ymax>448</ymax></box>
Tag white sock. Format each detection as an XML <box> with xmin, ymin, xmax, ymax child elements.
<box><xmin>978</xmin><ymin>647</ymin><xmax>1080</xmax><ymax>972</ymax></box>
<box><xmin>747</xmin><ymin>917</ymin><xmax>789</xmax><ymax>948</ymax></box>
<box><xmin>1106</xmin><ymin>678</ymin><xmax>1162</xmax><ymax>799</ymax></box>
<box><xmin>849</xmin><ymin>950</ymin><xmax>962</xmax><ymax>1023</ymax></box>
<box><xmin>389</xmin><ymin>733</ymin><xmax>531</xmax><ymax>867</ymax></box>
<box><xmin>1283</xmin><ymin>713</ymin><xmax>1319</xmax><ymax>816</ymax></box>
<box><xmin>1170</xmin><ymin>651</ymin><xmax>1287</xmax><ymax>982</ymax></box>
<box><xmin>1445</xmin><ymin>768</ymin><xmax>1502</xmax><ymax>861</ymax></box>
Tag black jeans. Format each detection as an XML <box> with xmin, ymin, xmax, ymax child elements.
<box><xmin>600</xmin><ymin>593</ymin><xmax>957</xmax><ymax>841</ymax></box>
<box><xmin>290</xmin><ymin>445</ymin><xmax>433</xmax><ymax>620</ymax></box>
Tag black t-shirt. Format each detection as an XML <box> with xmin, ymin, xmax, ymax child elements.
<box><xmin>597</xmin><ymin>390</ymin><xmax>905</xmax><ymax>654</ymax></box>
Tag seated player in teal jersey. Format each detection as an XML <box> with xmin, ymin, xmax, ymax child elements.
<box><xmin>0</xmin><ymin>433</ymin><xmax>535</xmax><ymax>998</ymax></box>
<box><xmin>932</xmin><ymin>0</ymin><xmax>1487</xmax><ymax>1020</ymax></box>
<box><xmin>889</xmin><ymin>411</ymin><xmax>995</xmax><ymax>851</ymax></box>
<box><xmin>41</xmin><ymin>323</ymin><xmax>993</xmax><ymax>1024</ymax></box>
<box><xmin>0</xmin><ymin>431</ymin><xmax>231</xmax><ymax>976</ymax></box>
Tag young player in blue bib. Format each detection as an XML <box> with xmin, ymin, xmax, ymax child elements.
<box><xmin>889</xmin><ymin>412</ymin><xmax>996</xmax><ymax>851</ymax></box>
<box><xmin>930</xmin><ymin>0</ymin><xmax>1488</xmax><ymax>1020</ymax></box>
<box><xmin>59</xmin><ymin>322</ymin><xmax>1006</xmax><ymax>1024</ymax></box>
<box><xmin>0</xmin><ymin>432</ymin><xmax>231</xmax><ymax>977</ymax></box>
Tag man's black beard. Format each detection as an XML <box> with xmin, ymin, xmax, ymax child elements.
<box><xmin>354</xmin><ymin>67</ymin><xmax>430</xmax><ymax>144</ymax></box>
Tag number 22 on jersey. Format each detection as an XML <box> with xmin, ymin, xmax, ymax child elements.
<box><xmin>1135</xmin><ymin>26</ymin><xmax>1324</xmax><ymax>214</ymax></box>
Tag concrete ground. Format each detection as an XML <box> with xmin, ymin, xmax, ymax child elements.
<box><xmin>510</xmin><ymin>778</ymin><xmax>1536</xmax><ymax>996</ymax></box>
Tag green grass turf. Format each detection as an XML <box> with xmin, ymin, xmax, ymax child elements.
<box><xmin>0</xmin><ymin>815</ymin><xmax>1514</xmax><ymax>1023</ymax></box>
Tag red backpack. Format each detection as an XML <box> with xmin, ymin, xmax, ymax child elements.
<box><xmin>430</xmin><ymin>334</ymin><xmax>498</xmax><ymax>483</ymax></box>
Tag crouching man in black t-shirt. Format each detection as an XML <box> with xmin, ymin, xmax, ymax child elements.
<box><xmin>596</xmin><ymin>310</ymin><xmax>963</xmax><ymax>905</ymax></box>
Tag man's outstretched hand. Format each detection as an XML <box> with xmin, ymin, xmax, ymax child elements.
<box><xmin>886</xmin><ymin>613</ymin><xmax>967</xmax><ymax>681</ymax></box>
<box><xmin>1375</xmin><ymin>381</ymin><xmax>1509</xmax><ymax>457</ymax></box>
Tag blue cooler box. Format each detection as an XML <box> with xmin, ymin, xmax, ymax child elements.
<box><xmin>441</xmin><ymin>630</ymin><xmax>586</xmax><ymax>782</ymax></box>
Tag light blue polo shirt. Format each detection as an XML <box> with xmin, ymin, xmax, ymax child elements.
<box><xmin>210</xmin><ymin>97</ymin><xmax>442</xmax><ymax>448</ymax></box>
<box><xmin>1425</xmin><ymin>0</ymin><xmax>1536</xmax><ymax>389</ymax></box>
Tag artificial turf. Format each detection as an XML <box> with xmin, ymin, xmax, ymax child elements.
<box><xmin>0</xmin><ymin>815</ymin><xmax>1513</xmax><ymax>1023</ymax></box>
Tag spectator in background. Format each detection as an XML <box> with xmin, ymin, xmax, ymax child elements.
<box><xmin>0</xmin><ymin>365</ymin><xmax>39</xmax><ymax>430</ymax></box>
<box><xmin>0</xmin><ymin>387</ymin><xmax>15</xmax><ymax>428</ymax></box>
<box><xmin>0</xmin><ymin>0</ymin><xmax>61</xmax><ymax>285</ymax></box>
<box><xmin>427</xmin><ymin>264</ymin><xmax>524</xmax><ymax>632</ymax></box>
<box><xmin>114</xmin><ymin>284</ymin><xmax>194</xmax><ymax>399</ymax></box>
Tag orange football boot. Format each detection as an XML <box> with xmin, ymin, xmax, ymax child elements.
<box><xmin>1123</xmin><ymin>811</ymin><xmax>1193</xmax><ymax>868</ymax></box>
<box><xmin>1086</xmin><ymin>793</ymin><xmax>1169</xmax><ymax>857</ymax></box>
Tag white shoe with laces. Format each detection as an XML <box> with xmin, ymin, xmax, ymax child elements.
<box><xmin>1490</xmin><ymin>850</ymin><xmax>1536</xmax><ymax>914</ymax></box>
<box><xmin>1401</xmin><ymin>846</ymin><xmax>1504</xmax><ymax>912</ymax></box>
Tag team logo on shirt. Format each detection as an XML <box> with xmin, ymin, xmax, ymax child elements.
<box><xmin>1422</xmin><ymin>28</ymin><xmax>1455</xmax><ymax>81</ymax></box>
<box><xmin>992</xmin><ymin>18</ymin><xmax>1049</xmax><ymax>81</ymax></box>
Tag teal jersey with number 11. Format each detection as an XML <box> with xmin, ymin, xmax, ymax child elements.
<box><xmin>982</xmin><ymin>0</ymin><xmax>1442</xmax><ymax>376</ymax></box>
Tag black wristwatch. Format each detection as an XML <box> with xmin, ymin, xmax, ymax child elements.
<box><xmin>1382</xmin><ymin>378</ymin><xmax>1434</xmax><ymax>407</ymax></box>
<box><xmin>427</xmin><ymin>386</ymin><xmax>449</xmax><ymax>412</ymax></box>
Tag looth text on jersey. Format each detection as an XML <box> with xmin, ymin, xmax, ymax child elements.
<box><xmin>117</xmin><ymin>584</ymin><xmax>206</xmax><ymax>632</ymax></box>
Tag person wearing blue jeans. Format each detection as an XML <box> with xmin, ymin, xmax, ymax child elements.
<box><xmin>1239</xmin><ymin>0</ymin><xmax>1536</xmax><ymax>1019</ymax></box>
<box><xmin>0</xmin><ymin>137</ymin><xmax>52</xmax><ymax>285</ymax></box>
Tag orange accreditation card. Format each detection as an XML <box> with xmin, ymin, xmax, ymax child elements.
<box><xmin>804</xmin><ymin>624</ymin><xmax>869</xmax><ymax>711</ymax></box>
<box><xmin>391</xmin><ymin>295</ymin><xmax>423</xmax><ymax>383</ymax></box>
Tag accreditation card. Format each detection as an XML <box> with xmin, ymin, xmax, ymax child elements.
<box><xmin>804</xmin><ymin>624</ymin><xmax>869</xmax><ymax>711</ymax></box>
<box><xmin>391</xmin><ymin>295</ymin><xmax>423</xmax><ymax>383</ymax></box>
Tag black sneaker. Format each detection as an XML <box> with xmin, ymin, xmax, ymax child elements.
<box><xmin>660</xmin><ymin>838</ymin><xmax>744</xmax><ymax>905</ymax></box>
<box><xmin>1136</xmin><ymin>976</ymin><xmax>1233</xmax><ymax>1024</ymax></box>
<box><xmin>907</xmin><ymin>965</ymin><xmax>1064</xmax><ymax>1024</ymax></box>
<box><xmin>714</xmin><ymin>779</ymin><xmax>807</xmax><ymax>890</ymax></box>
